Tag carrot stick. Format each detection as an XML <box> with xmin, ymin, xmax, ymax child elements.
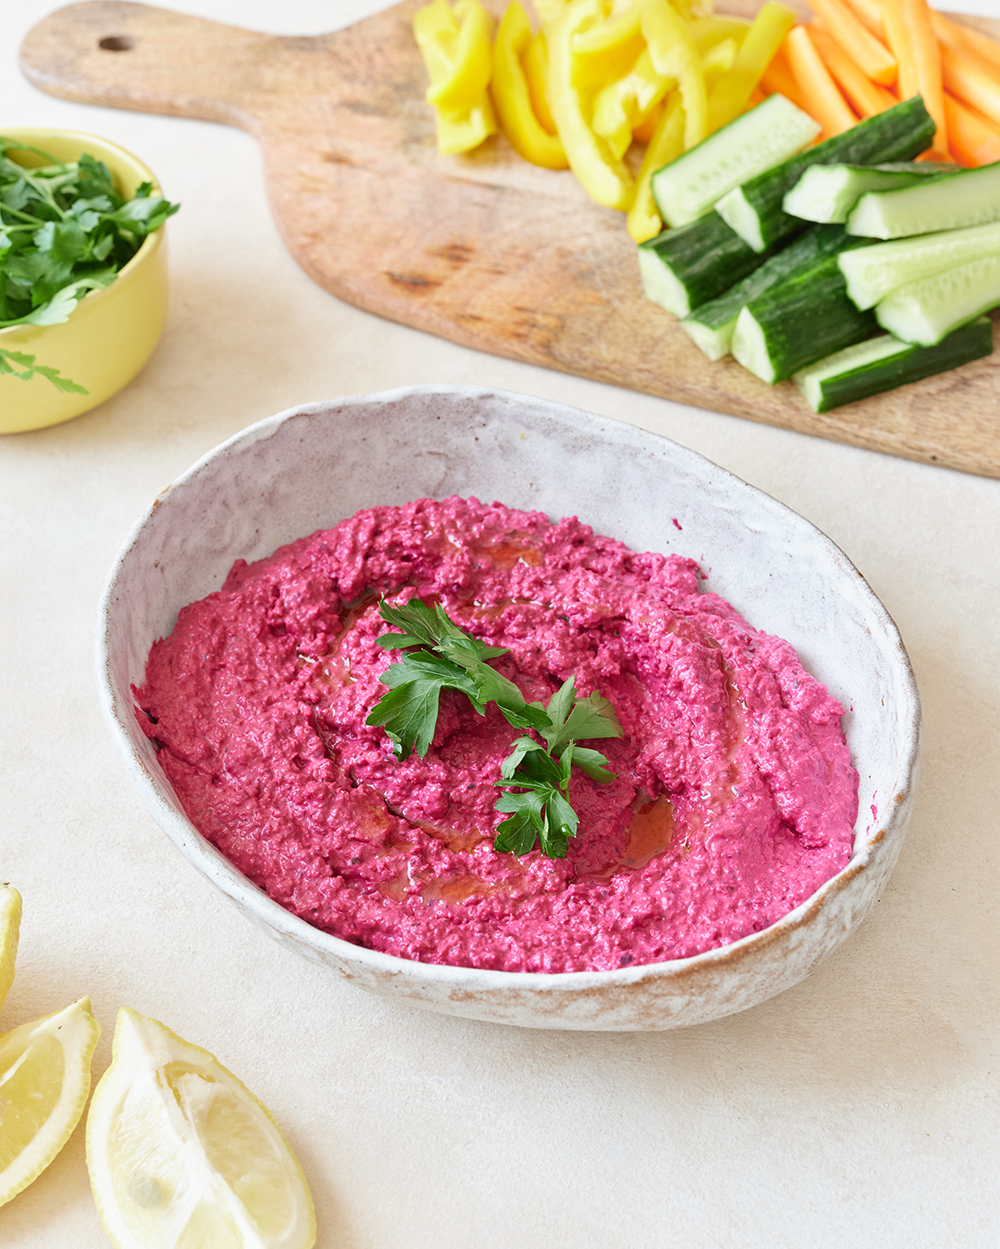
<box><xmin>785</xmin><ymin>25</ymin><xmax>857</xmax><ymax>138</ymax></box>
<box><xmin>955</xmin><ymin>98</ymin><xmax>1000</xmax><ymax>140</ymax></box>
<box><xmin>941</xmin><ymin>42</ymin><xmax>1000</xmax><ymax>128</ymax></box>
<box><xmin>809</xmin><ymin>25</ymin><xmax>897</xmax><ymax>118</ymax></box>
<box><xmin>931</xmin><ymin>13</ymin><xmax>1000</xmax><ymax>74</ymax></box>
<box><xmin>943</xmin><ymin>92</ymin><xmax>1000</xmax><ymax>167</ymax></box>
<box><xmin>807</xmin><ymin>0</ymin><xmax>896</xmax><ymax>85</ymax></box>
<box><xmin>840</xmin><ymin>0</ymin><xmax>885</xmax><ymax>41</ymax></box>
<box><xmin>899</xmin><ymin>0</ymin><xmax>947</xmax><ymax>158</ymax></box>
<box><xmin>760</xmin><ymin>44</ymin><xmax>813</xmax><ymax>114</ymax></box>
<box><xmin>880</xmin><ymin>0</ymin><xmax>918</xmax><ymax>101</ymax></box>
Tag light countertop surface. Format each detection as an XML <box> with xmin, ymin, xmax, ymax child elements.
<box><xmin>2</xmin><ymin>2</ymin><xmax>998</xmax><ymax>1246</ymax></box>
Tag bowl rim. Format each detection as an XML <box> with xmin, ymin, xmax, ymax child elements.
<box><xmin>95</xmin><ymin>385</ymin><xmax>922</xmax><ymax>993</ymax></box>
<box><xmin>0</xmin><ymin>127</ymin><xmax>163</xmax><ymax>344</ymax></box>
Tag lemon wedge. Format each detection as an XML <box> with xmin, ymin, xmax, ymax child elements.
<box><xmin>86</xmin><ymin>1009</ymin><xmax>317</xmax><ymax>1249</ymax></box>
<box><xmin>0</xmin><ymin>996</ymin><xmax>101</xmax><ymax>1207</ymax></box>
<box><xmin>0</xmin><ymin>884</ymin><xmax>21</xmax><ymax>1016</ymax></box>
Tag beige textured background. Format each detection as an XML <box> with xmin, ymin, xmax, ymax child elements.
<box><xmin>2</xmin><ymin>2</ymin><xmax>998</xmax><ymax>1246</ymax></box>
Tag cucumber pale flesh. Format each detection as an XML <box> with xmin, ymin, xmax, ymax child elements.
<box><xmin>637</xmin><ymin>211</ymin><xmax>777</xmax><ymax>318</ymax></box>
<box><xmin>794</xmin><ymin>319</ymin><xmax>993</xmax><ymax>412</ymax></box>
<box><xmin>652</xmin><ymin>93</ymin><xmax>820</xmax><ymax>228</ymax></box>
<box><xmin>715</xmin><ymin>96</ymin><xmax>935</xmax><ymax>252</ymax></box>
<box><xmin>840</xmin><ymin>221</ymin><xmax>1000</xmax><ymax>311</ymax></box>
<box><xmin>733</xmin><ymin>242</ymin><xmax>878</xmax><ymax>383</ymax></box>
<box><xmin>847</xmin><ymin>160</ymin><xmax>1000</xmax><ymax>238</ymax></box>
<box><xmin>681</xmin><ymin>225</ymin><xmax>854</xmax><ymax>361</ymax></box>
<box><xmin>783</xmin><ymin>161</ymin><xmax>957</xmax><ymax>225</ymax></box>
<box><xmin>875</xmin><ymin>251</ymin><xmax>1000</xmax><ymax>345</ymax></box>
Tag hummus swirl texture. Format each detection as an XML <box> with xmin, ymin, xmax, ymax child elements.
<box><xmin>136</xmin><ymin>497</ymin><xmax>858</xmax><ymax>974</ymax></box>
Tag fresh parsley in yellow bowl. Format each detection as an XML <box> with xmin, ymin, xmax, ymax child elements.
<box><xmin>0</xmin><ymin>129</ymin><xmax>179</xmax><ymax>434</ymax></box>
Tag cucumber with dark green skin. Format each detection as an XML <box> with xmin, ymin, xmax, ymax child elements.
<box><xmin>637</xmin><ymin>210</ymin><xmax>785</xmax><ymax>318</ymax></box>
<box><xmin>715</xmin><ymin>96</ymin><xmax>936</xmax><ymax>253</ymax></box>
<box><xmin>732</xmin><ymin>238</ymin><xmax>879</xmax><ymax>383</ymax></box>
<box><xmin>681</xmin><ymin>224</ymin><xmax>855</xmax><ymax>360</ymax></box>
<box><xmin>794</xmin><ymin>318</ymin><xmax>993</xmax><ymax>412</ymax></box>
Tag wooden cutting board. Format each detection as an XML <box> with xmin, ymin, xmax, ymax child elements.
<box><xmin>19</xmin><ymin>0</ymin><xmax>1000</xmax><ymax>477</ymax></box>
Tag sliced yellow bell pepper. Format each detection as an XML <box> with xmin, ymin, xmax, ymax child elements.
<box><xmin>545</xmin><ymin>0</ymin><xmax>635</xmax><ymax>210</ymax></box>
<box><xmin>689</xmin><ymin>16</ymin><xmax>751</xmax><ymax>54</ymax></box>
<box><xmin>523</xmin><ymin>32</ymin><xmax>559</xmax><ymax>136</ymax></box>
<box><xmin>569</xmin><ymin>2</ymin><xmax>646</xmax><ymax>91</ymax></box>
<box><xmin>706</xmin><ymin>2</ymin><xmax>797</xmax><ymax>133</ymax></box>
<box><xmin>421</xmin><ymin>0</ymin><xmax>495</xmax><ymax>111</ymax></box>
<box><xmin>492</xmin><ymin>3</ymin><xmax>569</xmax><ymax>168</ymax></box>
<box><xmin>592</xmin><ymin>48</ymin><xmax>676</xmax><ymax>160</ymax></box>
<box><xmin>701</xmin><ymin>37</ymin><xmax>738</xmax><ymax>93</ymax></box>
<box><xmin>627</xmin><ymin>91</ymin><xmax>686</xmax><ymax>242</ymax></box>
<box><xmin>641</xmin><ymin>0</ymin><xmax>707</xmax><ymax>151</ymax></box>
<box><xmin>413</xmin><ymin>0</ymin><xmax>498</xmax><ymax>154</ymax></box>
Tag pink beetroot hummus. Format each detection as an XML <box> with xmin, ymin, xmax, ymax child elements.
<box><xmin>135</xmin><ymin>497</ymin><xmax>858</xmax><ymax>974</ymax></box>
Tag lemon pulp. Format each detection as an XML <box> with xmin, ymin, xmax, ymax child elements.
<box><xmin>0</xmin><ymin>996</ymin><xmax>101</xmax><ymax>1206</ymax></box>
<box><xmin>0</xmin><ymin>884</ymin><xmax>21</xmax><ymax>1017</ymax></box>
<box><xmin>87</xmin><ymin>1009</ymin><xmax>316</xmax><ymax>1249</ymax></box>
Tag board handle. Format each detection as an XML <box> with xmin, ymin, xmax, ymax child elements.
<box><xmin>20</xmin><ymin>1</ymin><xmax>305</xmax><ymax>132</ymax></box>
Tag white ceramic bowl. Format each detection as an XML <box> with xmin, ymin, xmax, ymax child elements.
<box><xmin>97</xmin><ymin>386</ymin><xmax>920</xmax><ymax>1030</ymax></box>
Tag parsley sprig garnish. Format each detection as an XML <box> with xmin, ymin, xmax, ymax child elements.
<box><xmin>0</xmin><ymin>137</ymin><xmax>180</xmax><ymax>390</ymax></box>
<box><xmin>365</xmin><ymin>599</ymin><xmax>621</xmax><ymax>858</ymax></box>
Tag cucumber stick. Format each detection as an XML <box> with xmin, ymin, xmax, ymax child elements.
<box><xmin>715</xmin><ymin>96</ymin><xmax>935</xmax><ymax>252</ymax></box>
<box><xmin>680</xmin><ymin>225</ymin><xmax>854</xmax><ymax>361</ymax></box>
<box><xmin>637</xmin><ymin>211</ymin><xmax>778</xmax><ymax>318</ymax></box>
<box><xmin>732</xmin><ymin>237</ymin><xmax>878</xmax><ymax>383</ymax></box>
<box><xmin>652</xmin><ymin>94</ymin><xmax>820</xmax><ymax>228</ymax></box>
<box><xmin>794</xmin><ymin>319</ymin><xmax>993</xmax><ymax>412</ymax></box>
<box><xmin>875</xmin><ymin>251</ymin><xmax>1000</xmax><ymax>345</ymax></box>
<box><xmin>847</xmin><ymin>160</ymin><xmax>1000</xmax><ymax>238</ymax></box>
<box><xmin>839</xmin><ymin>221</ymin><xmax>1000</xmax><ymax>310</ymax></box>
<box><xmin>783</xmin><ymin>161</ymin><xmax>956</xmax><ymax>225</ymax></box>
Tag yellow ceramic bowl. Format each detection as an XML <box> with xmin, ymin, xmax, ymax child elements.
<box><xmin>0</xmin><ymin>129</ymin><xmax>169</xmax><ymax>434</ymax></box>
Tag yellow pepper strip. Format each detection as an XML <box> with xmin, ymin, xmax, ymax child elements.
<box><xmin>689</xmin><ymin>17</ymin><xmax>751</xmax><ymax>55</ymax></box>
<box><xmin>592</xmin><ymin>49</ymin><xmax>676</xmax><ymax>160</ymax></box>
<box><xmin>435</xmin><ymin>99</ymin><xmax>500</xmax><ymax>154</ymax></box>
<box><xmin>423</xmin><ymin>0</ymin><xmax>495</xmax><ymax>111</ymax></box>
<box><xmin>492</xmin><ymin>3</ymin><xmax>569</xmax><ymax>168</ymax></box>
<box><xmin>545</xmin><ymin>0</ymin><xmax>635</xmax><ymax>209</ymax></box>
<box><xmin>569</xmin><ymin>2</ymin><xmax>646</xmax><ymax>91</ymax></box>
<box><xmin>524</xmin><ymin>32</ymin><xmax>559</xmax><ymax>135</ymax></box>
<box><xmin>705</xmin><ymin>2</ymin><xmax>797</xmax><ymax>134</ymax></box>
<box><xmin>413</xmin><ymin>0</ymin><xmax>498</xmax><ymax>154</ymax></box>
<box><xmin>701</xmin><ymin>37</ymin><xmax>738</xmax><ymax>93</ymax></box>
<box><xmin>641</xmin><ymin>0</ymin><xmax>707</xmax><ymax>151</ymax></box>
<box><xmin>632</xmin><ymin>99</ymin><xmax>665</xmax><ymax>144</ymax></box>
<box><xmin>535</xmin><ymin>0</ymin><xmax>571</xmax><ymax>23</ymax></box>
<box><xmin>627</xmin><ymin>91</ymin><xmax>686</xmax><ymax>242</ymax></box>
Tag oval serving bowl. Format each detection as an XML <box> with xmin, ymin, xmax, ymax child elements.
<box><xmin>0</xmin><ymin>129</ymin><xmax>169</xmax><ymax>434</ymax></box>
<box><xmin>96</xmin><ymin>386</ymin><xmax>920</xmax><ymax>1030</ymax></box>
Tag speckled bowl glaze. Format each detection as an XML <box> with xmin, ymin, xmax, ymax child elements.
<box><xmin>97</xmin><ymin>386</ymin><xmax>920</xmax><ymax>1030</ymax></box>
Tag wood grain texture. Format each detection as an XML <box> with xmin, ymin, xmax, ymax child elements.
<box><xmin>18</xmin><ymin>0</ymin><xmax>1000</xmax><ymax>477</ymax></box>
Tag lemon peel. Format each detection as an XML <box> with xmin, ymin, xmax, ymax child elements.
<box><xmin>0</xmin><ymin>884</ymin><xmax>21</xmax><ymax>1016</ymax></box>
<box><xmin>0</xmin><ymin>996</ymin><xmax>101</xmax><ymax>1207</ymax></box>
<box><xmin>86</xmin><ymin>1009</ymin><xmax>317</xmax><ymax>1249</ymax></box>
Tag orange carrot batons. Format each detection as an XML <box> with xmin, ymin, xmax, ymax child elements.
<box><xmin>809</xmin><ymin>25</ymin><xmax>897</xmax><ymax>118</ymax></box>
<box><xmin>808</xmin><ymin>0</ymin><xmax>896</xmax><ymax>86</ymax></box>
<box><xmin>944</xmin><ymin>92</ymin><xmax>1000</xmax><ymax>167</ymax></box>
<box><xmin>785</xmin><ymin>25</ymin><xmax>857</xmax><ymax>138</ymax></box>
<box><xmin>941</xmin><ymin>42</ymin><xmax>1000</xmax><ymax>128</ymax></box>
<box><xmin>900</xmin><ymin>0</ymin><xmax>948</xmax><ymax>158</ymax></box>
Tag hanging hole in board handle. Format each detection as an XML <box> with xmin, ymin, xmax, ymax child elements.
<box><xmin>98</xmin><ymin>35</ymin><xmax>135</xmax><ymax>51</ymax></box>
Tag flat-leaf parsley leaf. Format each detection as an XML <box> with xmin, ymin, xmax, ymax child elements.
<box><xmin>0</xmin><ymin>137</ymin><xmax>180</xmax><ymax>392</ymax></box>
<box><xmin>366</xmin><ymin>599</ymin><xmax>622</xmax><ymax>858</ymax></box>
